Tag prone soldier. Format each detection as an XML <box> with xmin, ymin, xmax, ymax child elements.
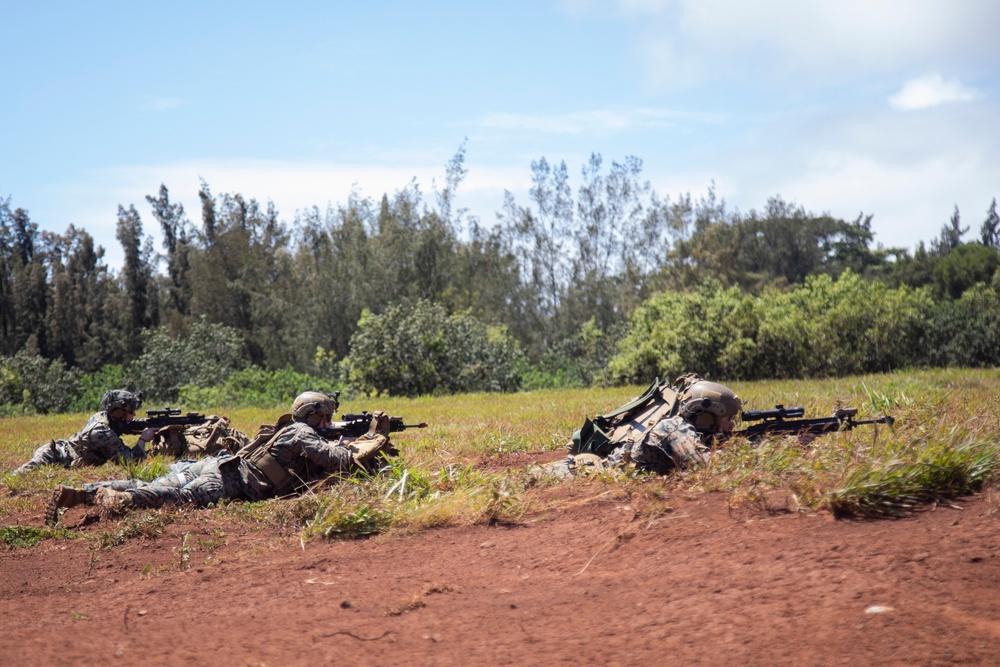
<box><xmin>47</xmin><ymin>391</ymin><xmax>397</xmax><ymax>523</ymax></box>
<box><xmin>10</xmin><ymin>389</ymin><xmax>155</xmax><ymax>476</ymax></box>
<box><xmin>545</xmin><ymin>374</ymin><xmax>742</xmax><ymax>477</ymax></box>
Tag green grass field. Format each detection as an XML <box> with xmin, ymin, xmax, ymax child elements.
<box><xmin>2</xmin><ymin>368</ymin><xmax>999</xmax><ymax>549</ymax></box>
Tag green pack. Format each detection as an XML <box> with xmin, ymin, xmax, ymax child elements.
<box><xmin>569</xmin><ymin>378</ymin><xmax>680</xmax><ymax>457</ymax></box>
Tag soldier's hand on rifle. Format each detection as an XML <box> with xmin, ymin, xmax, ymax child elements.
<box><xmin>139</xmin><ymin>427</ymin><xmax>158</xmax><ymax>443</ymax></box>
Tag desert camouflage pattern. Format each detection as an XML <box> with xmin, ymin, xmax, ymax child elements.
<box><xmin>11</xmin><ymin>412</ymin><xmax>145</xmax><ymax>475</ymax></box>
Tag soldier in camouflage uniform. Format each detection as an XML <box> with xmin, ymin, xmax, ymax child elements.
<box><xmin>11</xmin><ymin>389</ymin><xmax>155</xmax><ymax>476</ymax></box>
<box><xmin>544</xmin><ymin>375</ymin><xmax>742</xmax><ymax>478</ymax></box>
<box><xmin>81</xmin><ymin>391</ymin><xmax>394</xmax><ymax>519</ymax></box>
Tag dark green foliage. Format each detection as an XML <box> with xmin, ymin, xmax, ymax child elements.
<box><xmin>2</xmin><ymin>163</ymin><xmax>1000</xmax><ymax>406</ymax></box>
<box><xmin>69</xmin><ymin>364</ymin><xmax>127</xmax><ymax>413</ymax></box>
<box><xmin>606</xmin><ymin>272</ymin><xmax>935</xmax><ymax>384</ymax></box>
<box><xmin>520</xmin><ymin>318</ymin><xmax>627</xmax><ymax>389</ymax></box>
<box><xmin>982</xmin><ymin>198</ymin><xmax>1000</xmax><ymax>249</ymax></box>
<box><xmin>666</xmin><ymin>196</ymin><xmax>897</xmax><ymax>292</ymax></box>
<box><xmin>127</xmin><ymin>319</ymin><xmax>248</xmax><ymax>403</ymax></box>
<box><xmin>116</xmin><ymin>204</ymin><xmax>158</xmax><ymax>360</ymax></box>
<box><xmin>931</xmin><ymin>243</ymin><xmax>1000</xmax><ymax>299</ymax></box>
<box><xmin>178</xmin><ymin>366</ymin><xmax>340</xmax><ymax>409</ymax></box>
<box><xmin>932</xmin><ymin>205</ymin><xmax>969</xmax><ymax>256</ymax></box>
<box><xmin>343</xmin><ymin>300</ymin><xmax>523</xmax><ymax>396</ymax></box>
<box><xmin>147</xmin><ymin>184</ymin><xmax>193</xmax><ymax>321</ymax></box>
<box><xmin>499</xmin><ymin>153</ymin><xmax>670</xmax><ymax>358</ymax></box>
<box><xmin>0</xmin><ymin>352</ymin><xmax>81</xmax><ymax>415</ymax></box>
<box><xmin>925</xmin><ymin>279</ymin><xmax>1000</xmax><ymax>368</ymax></box>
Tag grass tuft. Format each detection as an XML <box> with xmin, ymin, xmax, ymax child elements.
<box><xmin>1</xmin><ymin>524</ymin><xmax>79</xmax><ymax>549</ymax></box>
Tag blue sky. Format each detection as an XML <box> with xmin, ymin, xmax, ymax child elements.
<box><xmin>3</xmin><ymin>1</ymin><xmax>999</xmax><ymax>269</ymax></box>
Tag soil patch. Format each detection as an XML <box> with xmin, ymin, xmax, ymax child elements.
<box><xmin>2</xmin><ymin>483</ymin><xmax>999</xmax><ymax>666</ymax></box>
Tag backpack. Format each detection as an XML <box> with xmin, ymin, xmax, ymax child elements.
<box><xmin>568</xmin><ymin>378</ymin><xmax>682</xmax><ymax>458</ymax></box>
<box><xmin>147</xmin><ymin>416</ymin><xmax>249</xmax><ymax>458</ymax></box>
<box><xmin>233</xmin><ymin>414</ymin><xmax>299</xmax><ymax>495</ymax></box>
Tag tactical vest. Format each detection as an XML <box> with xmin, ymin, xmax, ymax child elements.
<box><xmin>569</xmin><ymin>378</ymin><xmax>681</xmax><ymax>458</ymax></box>
<box><xmin>234</xmin><ymin>414</ymin><xmax>301</xmax><ymax>496</ymax></box>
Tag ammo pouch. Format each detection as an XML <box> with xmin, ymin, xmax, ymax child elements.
<box><xmin>235</xmin><ymin>414</ymin><xmax>297</xmax><ymax>495</ymax></box>
<box><xmin>148</xmin><ymin>416</ymin><xmax>248</xmax><ymax>458</ymax></box>
<box><xmin>569</xmin><ymin>378</ymin><xmax>680</xmax><ymax>457</ymax></box>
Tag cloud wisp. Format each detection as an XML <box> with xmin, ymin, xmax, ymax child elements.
<box><xmin>888</xmin><ymin>74</ymin><xmax>978</xmax><ymax>111</ymax></box>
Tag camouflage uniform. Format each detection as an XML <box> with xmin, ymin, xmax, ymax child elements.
<box><xmin>11</xmin><ymin>412</ymin><xmax>146</xmax><ymax>475</ymax></box>
<box><xmin>541</xmin><ymin>415</ymin><xmax>709</xmax><ymax>479</ymax></box>
<box><xmin>606</xmin><ymin>415</ymin><xmax>708</xmax><ymax>473</ymax></box>
<box><xmin>103</xmin><ymin>421</ymin><xmax>358</xmax><ymax>511</ymax></box>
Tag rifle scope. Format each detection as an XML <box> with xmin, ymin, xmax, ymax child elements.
<box><xmin>741</xmin><ymin>404</ymin><xmax>806</xmax><ymax>422</ymax></box>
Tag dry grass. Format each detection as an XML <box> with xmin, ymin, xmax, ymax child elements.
<box><xmin>2</xmin><ymin>368</ymin><xmax>999</xmax><ymax>547</ymax></box>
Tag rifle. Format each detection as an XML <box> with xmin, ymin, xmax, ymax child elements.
<box><xmin>115</xmin><ymin>407</ymin><xmax>210</xmax><ymax>435</ymax></box>
<box><xmin>317</xmin><ymin>411</ymin><xmax>428</xmax><ymax>440</ymax></box>
<box><xmin>732</xmin><ymin>404</ymin><xmax>894</xmax><ymax>441</ymax></box>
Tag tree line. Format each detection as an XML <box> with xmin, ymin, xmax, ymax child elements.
<box><xmin>2</xmin><ymin>145</ymin><xmax>999</xmax><ymax>411</ymax></box>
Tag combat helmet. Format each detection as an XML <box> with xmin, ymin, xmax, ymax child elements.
<box><xmin>291</xmin><ymin>391</ymin><xmax>339</xmax><ymax>427</ymax></box>
<box><xmin>675</xmin><ymin>376</ymin><xmax>742</xmax><ymax>434</ymax></box>
<box><xmin>101</xmin><ymin>389</ymin><xmax>143</xmax><ymax>421</ymax></box>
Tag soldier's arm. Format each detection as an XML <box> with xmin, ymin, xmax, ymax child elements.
<box><xmin>90</xmin><ymin>423</ymin><xmax>147</xmax><ymax>464</ymax></box>
<box><xmin>297</xmin><ymin>429</ymin><xmax>356</xmax><ymax>472</ymax></box>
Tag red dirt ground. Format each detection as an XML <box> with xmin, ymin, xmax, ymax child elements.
<box><xmin>2</xmin><ymin>466</ymin><xmax>1000</xmax><ymax>666</ymax></box>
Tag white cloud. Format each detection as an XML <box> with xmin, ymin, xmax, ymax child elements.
<box><xmin>889</xmin><ymin>74</ymin><xmax>978</xmax><ymax>111</ymax></box>
<box><xmin>46</xmin><ymin>158</ymin><xmax>531</xmax><ymax>270</ymax></box>
<box><xmin>734</xmin><ymin>148</ymin><xmax>994</xmax><ymax>252</ymax></box>
<box><xmin>590</xmin><ymin>0</ymin><xmax>1000</xmax><ymax>89</ymax></box>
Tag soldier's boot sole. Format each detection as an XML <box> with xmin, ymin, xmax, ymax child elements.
<box><xmin>45</xmin><ymin>485</ymin><xmax>92</xmax><ymax>526</ymax></box>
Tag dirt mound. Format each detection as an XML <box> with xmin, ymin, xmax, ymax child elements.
<box><xmin>2</xmin><ymin>484</ymin><xmax>999</xmax><ymax>666</ymax></box>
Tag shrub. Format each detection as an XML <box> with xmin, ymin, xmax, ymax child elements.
<box><xmin>126</xmin><ymin>319</ymin><xmax>248</xmax><ymax>402</ymax></box>
<box><xmin>604</xmin><ymin>272</ymin><xmax>935</xmax><ymax>384</ymax></box>
<box><xmin>69</xmin><ymin>364</ymin><xmax>127</xmax><ymax>413</ymax></box>
<box><xmin>0</xmin><ymin>352</ymin><xmax>80</xmax><ymax>415</ymax></box>
<box><xmin>342</xmin><ymin>300</ymin><xmax>524</xmax><ymax>397</ymax></box>
<box><xmin>178</xmin><ymin>366</ymin><xmax>341</xmax><ymax>409</ymax></box>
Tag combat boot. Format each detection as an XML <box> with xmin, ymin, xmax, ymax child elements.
<box><xmin>96</xmin><ymin>487</ymin><xmax>134</xmax><ymax>520</ymax></box>
<box><xmin>45</xmin><ymin>485</ymin><xmax>93</xmax><ymax>526</ymax></box>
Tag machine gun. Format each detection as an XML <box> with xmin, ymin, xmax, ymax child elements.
<box><xmin>115</xmin><ymin>407</ymin><xmax>210</xmax><ymax>435</ymax></box>
<box><xmin>733</xmin><ymin>404</ymin><xmax>894</xmax><ymax>441</ymax></box>
<box><xmin>318</xmin><ymin>411</ymin><xmax>428</xmax><ymax>440</ymax></box>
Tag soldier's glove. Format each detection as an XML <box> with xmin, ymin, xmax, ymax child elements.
<box><xmin>347</xmin><ymin>434</ymin><xmax>391</xmax><ymax>469</ymax></box>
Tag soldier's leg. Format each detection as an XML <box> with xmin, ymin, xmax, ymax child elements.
<box><xmin>99</xmin><ymin>458</ymin><xmax>225</xmax><ymax>514</ymax></box>
<box><xmin>46</xmin><ymin>477</ymin><xmax>146</xmax><ymax>525</ymax></box>
<box><xmin>11</xmin><ymin>441</ymin><xmax>71</xmax><ymax>476</ymax></box>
